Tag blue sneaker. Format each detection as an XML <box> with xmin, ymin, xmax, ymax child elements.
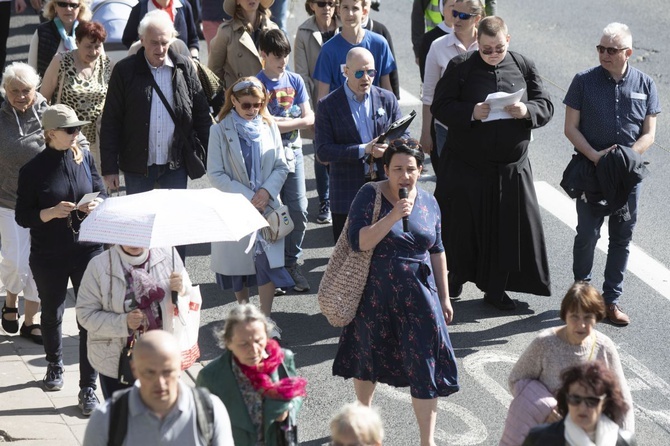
<box><xmin>78</xmin><ymin>387</ymin><xmax>99</xmax><ymax>416</ymax></box>
<box><xmin>317</xmin><ymin>200</ymin><xmax>331</xmax><ymax>224</ymax></box>
<box><xmin>43</xmin><ymin>361</ymin><xmax>64</xmax><ymax>391</ymax></box>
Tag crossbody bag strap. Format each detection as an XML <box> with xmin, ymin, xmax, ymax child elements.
<box><xmin>148</xmin><ymin>74</ymin><xmax>187</xmax><ymax>142</ymax></box>
<box><xmin>56</xmin><ymin>59</ymin><xmax>65</xmax><ymax>104</ymax></box>
<box><xmin>371</xmin><ymin>182</ymin><xmax>383</xmax><ymax>224</ymax></box>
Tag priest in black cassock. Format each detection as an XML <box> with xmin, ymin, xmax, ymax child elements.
<box><xmin>431</xmin><ymin>16</ymin><xmax>553</xmax><ymax>310</ymax></box>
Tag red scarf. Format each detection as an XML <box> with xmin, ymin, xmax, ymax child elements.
<box><xmin>151</xmin><ymin>0</ymin><xmax>175</xmax><ymax>22</ymax></box>
<box><xmin>235</xmin><ymin>339</ymin><xmax>307</xmax><ymax>400</ymax></box>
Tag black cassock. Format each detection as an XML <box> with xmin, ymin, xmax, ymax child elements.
<box><xmin>432</xmin><ymin>50</ymin><xmax>553</xmax><ymax>297</ymax></box>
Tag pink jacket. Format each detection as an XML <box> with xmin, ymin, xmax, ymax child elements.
<box><xmin>499</xmin><ymin>379</ymin><xmax>557</xmax><ymax>446</ymax></box>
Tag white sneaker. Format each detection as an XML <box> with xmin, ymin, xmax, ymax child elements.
<box><xmin>267</xmin><ymin>318</ymin><xmax>282</xmax><ymax>340</ymax></box>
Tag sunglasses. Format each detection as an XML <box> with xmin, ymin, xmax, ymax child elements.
<box><xmin>238</xmin><ymin>102</ymin><xmax>263</xmax><ymax>110</ymax></box>
<box><xmin>59</xmin><ymin>126</ymin><xmax>82</xmax><ymax>134</ymax></box>
<box><xmin>596</xmin><ymin>45</ymin><xmax>628</xmax><ymax>55</ymax></box>
<box><xmin>389</xmin><ymin>138</ymin><xmax>421</xmax><ymax>150</ymax></box>
<box><xmin>566</xmin><ymin>393</ymin><xmax>606</xmax><ymax>408</ymax></box>
<box><xmin>56</xmin><ymin>1</ymin><xmax>80</xmax><ymax>8</ymax></box>
<box><xmin>313</xmin><ymin>1</ymin><xmax>335</xmax><ymax>7</ymax></box>
<box><xmin>353</xmin><ymin>69</ymin><xmax>377</xmax><ymax>79</ymax></box>
<box><xmin>480</xmin><ymin>45</ymin><xmax>506</xmax><ymax>55</ymax></box>
<box><xmin>452</xmin><ymin>9</ymin><xmax>477</xmax><ymax>20</ymax></box>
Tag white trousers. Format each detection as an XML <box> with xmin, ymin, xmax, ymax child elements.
<box><xmin>0</xmin><ymin>207</ymin><xmax>39</xmax><ymax>302</ymax></box>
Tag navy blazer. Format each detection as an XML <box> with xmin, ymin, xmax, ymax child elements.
<box><xmin>315</xmin><ymin>85</ymin><xmax>402</xmax><ymax>215</ymax></box>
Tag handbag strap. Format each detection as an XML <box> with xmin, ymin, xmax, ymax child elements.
<box><xmin>56</xmin><ymin>60</ymin><xmax>65</xmax><ymax>104</ymax></box>
<box><xmin>370</xmin><ymin>182</ymin><xmax>383</xmax><ymax>224</ymax></box>
<box><xmin>148</xmin><ymin>73</ymin><xmax>189</xmax><ymax>143</ymax></box>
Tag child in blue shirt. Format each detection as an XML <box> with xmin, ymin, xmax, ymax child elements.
<box><xmin>257</xmin><ymin>29</ymin><xmax>314</xmax><ymax>293</ymax></box>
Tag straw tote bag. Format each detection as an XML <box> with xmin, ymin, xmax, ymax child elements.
<box><xmin>318</xmin><ymin>183</ymin><xmax>383</xmax><ymax>327</ymax></box>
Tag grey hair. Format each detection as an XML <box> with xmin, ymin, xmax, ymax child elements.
<box><xmin>330</xmin><ymin>402</ymin><xmax>385</xmax><ymax>445</ymax></box>
<box><xmin>0</xmin><ymin>62</ymin><xmax>41</xmax><ymax>98</ymax></box>
<box><xmin>602</xmin><ymin>22</ymin><xmax>632</xmax><ymax>48</ymax></box>
<box><xmin>214</xmin><ymin>304</ymin><xmax>271</xmax><ymax>348</ymax></box>
<box><xmin>138</xmin><ymin>9</ymin><xmax>178</xmax><ymax>39</ymax></box>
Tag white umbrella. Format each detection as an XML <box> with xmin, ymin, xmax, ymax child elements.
<box><xmin>79</xmin><ymin>188</ymin><xmax>268</xmax><ymax>248</ymax></box>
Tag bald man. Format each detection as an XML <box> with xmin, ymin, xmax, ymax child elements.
<box><xmin>83</xmin><ymin>330</ymin><xmax>234</xmax><ymax>446</ymax></box>
<box><xmin>315</xmin><ymin>47</ymin><xmax>403</xmax><ymax>242</ymax></box>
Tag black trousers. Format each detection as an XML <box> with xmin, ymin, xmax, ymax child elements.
<box><xmin>31</xmin><ymin>246</ymin><xmax>103</xmax><ymax>389</ymax></box>
<box><xmin>0</xmin><ymin>2</ymin><xmax>10</xmax><ymax>72</ymax></box>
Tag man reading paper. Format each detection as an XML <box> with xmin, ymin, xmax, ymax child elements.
<box><xmin>431</xmin><ymin>16</ymin><xmax>554</xmax><ymax>310</ymax></box>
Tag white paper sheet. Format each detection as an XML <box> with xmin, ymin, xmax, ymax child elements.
<box><xmin>482</xmin><ymin>88</ymin><xmax>526</xmax><ymax>122</ymax></box>
<box><xmin>76</xmin><ymin>192</ymin><xmax>100</xmax><ymax>208</ymax></box>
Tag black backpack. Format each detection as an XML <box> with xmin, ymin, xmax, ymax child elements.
<box><xmin>107</xmin><ymin>386</ymin><xmax>214</xmax><ymax>446</ymax></box>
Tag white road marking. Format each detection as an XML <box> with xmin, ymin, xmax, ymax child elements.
<box><xmin>463</xmin><ymin>351</ymin><xmax>517</xmax><ymax>408</ymax></box>
<box><xmin>534</xmin><ymin>181</ymin><xmax>670</xmax><ymax>300</ymax></box>
<box><xmin>378</xmin><ymin>386</ymin><xmax>488</xmax><ymax>445</ymax></box>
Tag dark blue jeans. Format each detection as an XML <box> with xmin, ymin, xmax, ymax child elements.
<box><xmin>124</xmin><ymin>164</ymin><xmax>188</xmax><ymax>260</ymax></box>
<box><xmin>573</xmin><ymin>184</ymin><xmax>640</xmax><ymax>304</ymax></box>
<box><xmin>123</xmin><ymin>164</ymin><xmax>188</xmax><ymax>194</ymax></box>
<box><xmin>31</xmin><ymin>246</ymin><xmax>103</xmax><ymax>390</ymax></box>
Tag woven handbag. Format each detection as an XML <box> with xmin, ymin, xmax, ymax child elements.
<box><xmin>318</xmin><ymin>183</ymin><xmax>383</xmax><ymax>327</ymax></box>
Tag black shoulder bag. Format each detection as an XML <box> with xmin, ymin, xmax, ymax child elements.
<box><xmin>148</xmin><ymin>73</ymin><xmax>207</xmax><ymax>180</ymax></box>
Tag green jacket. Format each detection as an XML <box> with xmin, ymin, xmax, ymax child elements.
<box><xmin>196</xmin><ymin>348</ymin><xmax>303</xmax><ymax>446</ymax></box>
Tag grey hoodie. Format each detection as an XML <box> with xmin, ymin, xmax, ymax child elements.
<box><xmin>0</xmin><ymin>92</ymin><xmax>48</xmax><ymax>210</ymax></box>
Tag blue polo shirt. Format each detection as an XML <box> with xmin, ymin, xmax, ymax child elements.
<box><xmin>563</xmin><ymin>65</ymin><xmax>661</xmax><ymax>150</ymax></box>
<box><xmin>313</xmin><ymin>31</ymin><xmax>396</xmax><ymax>92</ymax></box>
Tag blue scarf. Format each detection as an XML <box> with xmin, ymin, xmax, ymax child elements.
<box><xmin>54</xmin><ymin>17</ymin><xmax>78</xmax><ymax>51</ymax></box>
<box><xmin>232</xmin><ymin>110</ymin><xmax>264</xmax><ymax>192</ymax></box>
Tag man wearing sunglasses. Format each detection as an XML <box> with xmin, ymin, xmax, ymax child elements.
<box><xmin>315</xmin><ymin>47</ymin><xmax>402</xmax><ymax>242</ymax></box>
<box><xmin>432</xmin><ymin>16</ymin><xmax>554</xmax><ymax>311</ymax></box>
<box><xmin>563</xmin><ymin>23</ymin><xmax>660</xmax><ymax>326</ymax></box>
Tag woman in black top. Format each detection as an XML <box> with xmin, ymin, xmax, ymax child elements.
<box><xmin>15</xmin><ymin>104</ymin><xmax>105</xmax><ymax>416</ymax></box>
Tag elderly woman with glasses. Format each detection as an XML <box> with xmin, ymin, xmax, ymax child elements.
<box><xmin>15</xmin><ymin>104</ymin><xmax>105</xmax><ymax>416</ymax></box>
<box><xmin>196</xmin><ymin>304</ymin><xmax>305</xmax><ymax>446</ymax></box>
<box><xmin>523</xmin><ymin>361</ymin><xmax>635</xmax><ymax>446</ymax></box>
<box><xmin>207</xmin><ymin>77</ymin><xmax>291</xmax><ymax>339</ymax></box>
<box><xmin>40</xmin><ymin>20</ymin><xmax>112</xmax><ymax>169</ymax></box>
<box><xmin>431</xmin><ymin>16</ymin><xmax>554</xmax><ymax>311</ymax></box>
<box><xmin>28</xmin><ymin>0</ymin><xmax>92</xmax><ymax>77</ymax></box>
<box><xmin>331</xmin><ymin>139</ymin><xmax>459</xmax><ymax>446</ymax></box>
<box><xmin>0</xmin><ymin>63</ymin><xmax>45</xmax><ymax>344</ymax></box>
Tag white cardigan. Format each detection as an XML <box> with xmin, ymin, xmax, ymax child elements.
<box><xmin>76</xmin><ymin>247</ymin><xmax>192</xmax><ymax>378</ymax></box>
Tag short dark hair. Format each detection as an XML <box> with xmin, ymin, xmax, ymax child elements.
<box><xmin>382</xmin><ymin>138</ymin><xmax>425</xmax><ymax>168</ymax></box>
<box><xmin>560</xmin><ymin>281</ymin><xmax>606</xmax><ymax>322</ymax></box>
<box><xmin>555</xmin><ymin>361</ymin><xmax>629</xmax><ymax>425</ymax></box>
<box><xmin>477</xmin><ymin>16</ymin><xmax>508</xmax><ymax>39</ymax></box>
<box><xmin>259</xmin><ymin>29</ymin><xmax>291</xmax><ymax>58</ymax></box>
<box><xmin>75</xmin><ymin>21</ymin><xmax>107</xmax><ymax>44</ymax></box>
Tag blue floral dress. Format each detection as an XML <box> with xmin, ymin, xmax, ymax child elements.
<box><xmin>332</xmin><ymin>184</ymin><xmax>459</xmax><ymax>399</ymax></box>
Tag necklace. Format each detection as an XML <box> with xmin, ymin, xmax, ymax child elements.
<box><xmin>76</xmin><ymin>50</ymin><xmax>96</xmax><ymax>80</ymax></box>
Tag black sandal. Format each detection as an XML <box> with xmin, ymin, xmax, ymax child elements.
<box><xmin>1</xmin><ymin>303</ymin><xmax>20</xmax><ymax>334</ymax></box>
<box><xmin>20</xmin><ymin>323</ymin><xmax>43</xmax><ymax>345</ymax></box>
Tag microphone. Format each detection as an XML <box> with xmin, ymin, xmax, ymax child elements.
<box><xmin>399</xmin><ymin>187</ymin><xmax>409</xmax><ymax>232</ymax></box>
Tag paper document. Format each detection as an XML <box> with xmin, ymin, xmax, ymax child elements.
<box><xmin>76</xmin><ymin>192</ymin><xmax>100</xmax><ymax>208</ymax></box>
<box><xmin>482</xmin><ymin>88</ymin><xmax>525</xmax><ymax>122</ymax></box>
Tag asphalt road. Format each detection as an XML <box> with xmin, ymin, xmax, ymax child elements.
<box><xmin>6</xmin><ymin>0</ymin><xmax>670</xmax><ymax>444</ymax></box>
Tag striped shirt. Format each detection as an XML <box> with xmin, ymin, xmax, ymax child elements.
<box><xmin>146</xmin><ymin>56</ymin><xmax>175</xmax><ymax>166</ymax></box>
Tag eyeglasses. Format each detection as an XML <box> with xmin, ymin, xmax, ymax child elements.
<box><xmin>313</xmin><ymin>1</ymin><xmax>335</xmax><ymax>7</ymax></box>
<box><xmin>452</xmin><ymin>9</ymin><xmax>477</xmax><ymax>20</ymax></box>
<box><xmin>353</xmin><ymin>69</ymin><xmax>377</xmax><ymax>79</ymax></box>
<box><xmin>238</xmin><ymin>102</ymin><xmax>263</xmax><ymax>110</ymax></box>
<box><xmin>566</xmin><ymin>393</ymin><xmax>607</xmax><ymax>408</ymax></box>
<box><xmin>56</xmin><ymin>2</ymin><xmax>80</xmax><ymax>8</ymax></box>
<box><xmin>480</xmin><ymin>45</ymin><xmax>507</xmax><ymax>55</ymax></box>
<box><xmin>59</xmin><ymin>126</ymin><xmax>82</xmax><ymax>134</ymax></box>
<box><xmin>389</xmin><ymin>138</ymin><xmax>421</xmax><ymax>150</ymax></box>
<box><xmin>596</xmin><ymin>45</ymin><xmax>629</xmax><ymax>55</ymax></box>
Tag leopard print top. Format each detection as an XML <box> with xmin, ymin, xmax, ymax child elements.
<box><xmin>56</xmin><ymin>51</ymin><xmax>112</xmax><ymax>144</ymax></box>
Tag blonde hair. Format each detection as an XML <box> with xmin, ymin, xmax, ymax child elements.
<box><xmin>44</xmin><ymin>130</ymin><xmax>84</xmax><ymax>164</ymax></box>
<box><xmin>330</xmin><ymin>403</ymin><xmax>384</xmax><ymax>445</ymax></box>
<box><xmin>43</xmin><ymin>0</ymin><xmax>92</xmax><ymax>22</ymax></box>
<box><xmin>216</xmin><ymin>76</ymin><xmax>273</xmax><ymax>124</ymax></box>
